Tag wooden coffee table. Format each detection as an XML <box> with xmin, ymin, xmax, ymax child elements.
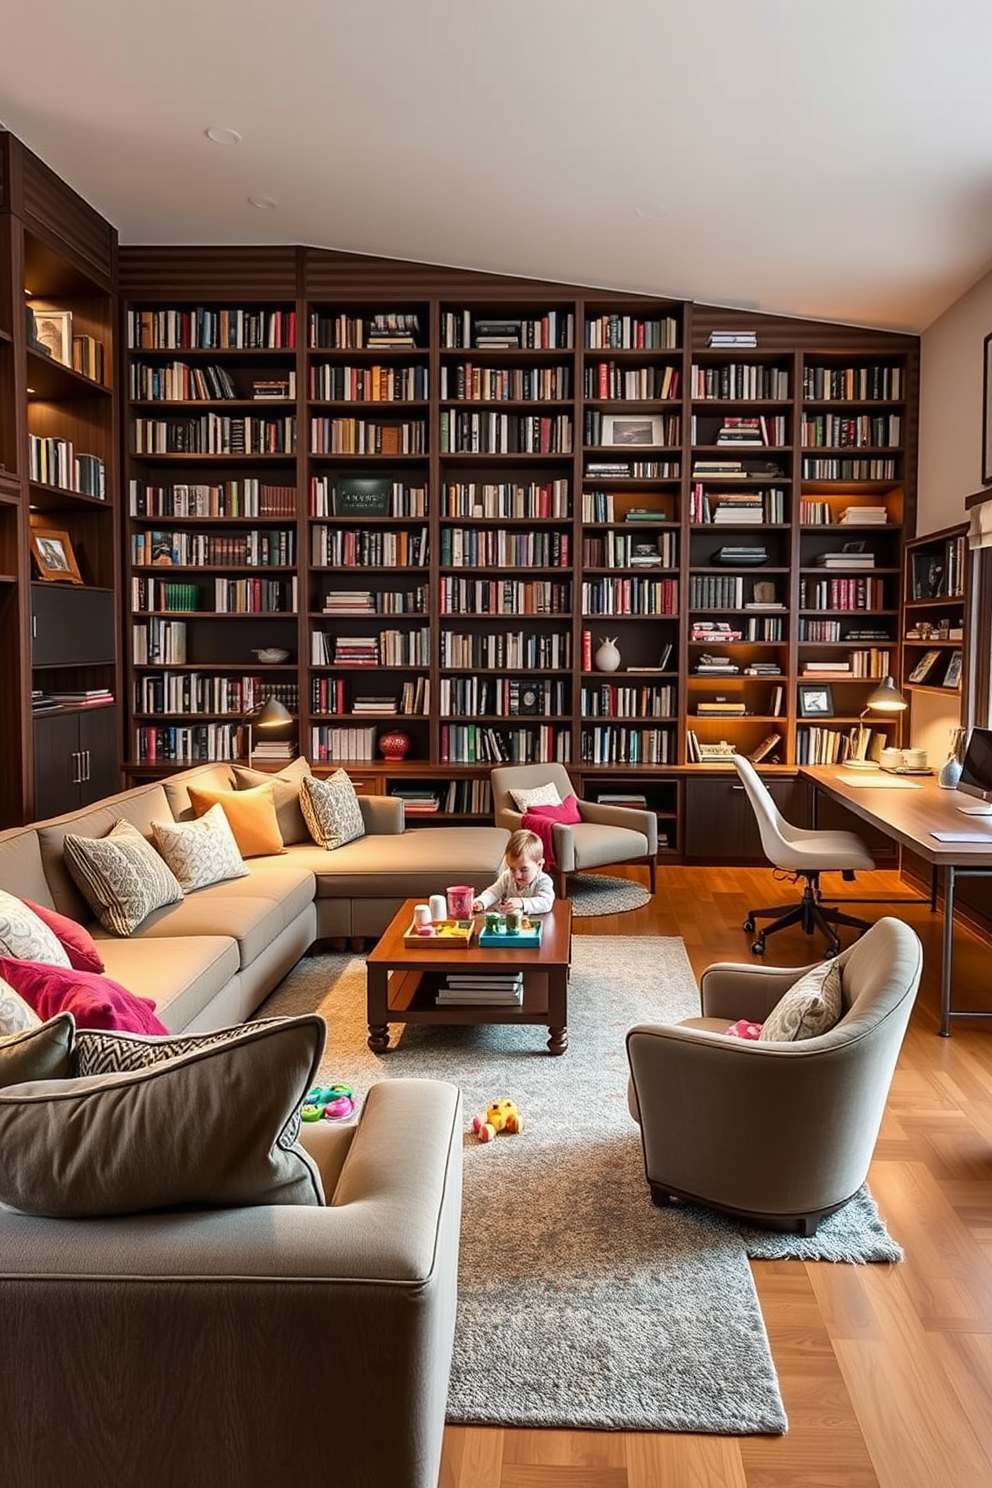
<box><xmin>366</xmin><ymin>898</ymin><xmax>573</xmax><ymax>1055</ymax></box>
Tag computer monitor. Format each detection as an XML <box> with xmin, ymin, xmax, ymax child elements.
<box><xmin>957</xmin><ymin>725</ymin><xmax>992</xmax><ymax>804</ymax></box>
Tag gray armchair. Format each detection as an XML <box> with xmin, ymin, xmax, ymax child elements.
<box><xmin>490</xmin><ymin>762</ymin><xmax>657</xmax><ymax>896</ymax></box>
<box><xmin>626</xmin><ymin>916</ymin><xmax>922</xmax><ymax>1235</ymax></box>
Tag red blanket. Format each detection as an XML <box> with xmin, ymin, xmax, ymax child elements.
<box><xmin>521</xmin><ymin>795</ymin><xmax>582</xmax><ymax>867</ymax></box>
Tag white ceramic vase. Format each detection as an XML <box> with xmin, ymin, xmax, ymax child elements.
<box><xmin>594</xmin><ymin>637</ymin><xmax>621</xmax><ymax>673</ymax></box>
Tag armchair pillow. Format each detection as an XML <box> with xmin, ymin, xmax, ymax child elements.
<box><xmin>521</xmin><ymin>794</ymin><xmax>582</xmax><ymax>867</ymax></box>
<box><xmin>0</xmin><ymin>889</ymin><xmax>71</xmax><ymax>967</ymax></box>
<box><xmin>150</xmin><ymin>803</ymin><xmax>250</xmax><ymax>891</ymax></box>
<box><xmin>187</xmin><ymin>781</ymin><xmax>286</xmax><ymax>858</ymax></box>
<box><xmin>758</xmin><ymin>960</ymin><xmax>843</xmax><ymax>1042</ymax></box>
<box><xmin>0</xmin><ymin>957</ymin><xmax>168</xmax><ymax>1034</ymax></box>
<box><xmin>0</xmin><ymin>1014</ymin><xmax>326</xmax><ymax>1218</ymax></box>
<box><xmin>62</xmin><ymin>819</ymin><xmax>184</xmax><ymax>936</ymax></box>
<box><xmin>509</xmin><ymin>782</ymin><xmax>563</xmax><ymax>814</ymax></box>
<box><xmin>19</xmin><ymin>898</ymin><xmax>105</xmax><ymax>973</ymax></box>
<box><xmin>299</xmin><ymin>770</ymin><xmax>366</xmax><ymax>850</ymax></box>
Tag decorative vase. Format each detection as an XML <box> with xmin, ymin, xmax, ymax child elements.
<box><xmin>378</xmin><ymin>729</ymin><xmax>411</xmax><ymax>761</ymax></box>
<box><xmin>938</xmin><ymin>725</ymin><xmax>966</xmax><ymax>789</ymax></box>
<box><xmin>594</xmin><ymin>637</ymin><xmax>621</xmax><ymax>673</ymax></box>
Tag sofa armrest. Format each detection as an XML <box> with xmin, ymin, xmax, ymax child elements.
<box><xmin>700</xmin><ymin>960</ymin><xmax>822</xmax><ymax>1022</ymax></box>
<box><xmin>359</xmin><ymin>793</ymin><xmax>405</xmax><ymax>835</ymax></box>
<box><xmin>579</xmin><ymin>801</ymin><xmax>658</xmax><ymax>853</ymax></box>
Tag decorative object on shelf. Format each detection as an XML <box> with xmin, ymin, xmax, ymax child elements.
<box><xmin>252</xmin><ymin>647</ymin><xmax>290</xmax><ymax>664</ymax></box>
<box><xmin>798</xmin><ymin>683</ymin><xmax>834</xmax><ymax>718</ymax></box>
<box><xmin>600</xmin><ymin>414</ymin><xmax>663</xmax><ymax>448</ymax></box>
<box><xmin>378</xmin><ymin>729</ymin><xmax>411</xmax><ymax>761</ymax></box>
<box><xmin>28</xmin><ymin>306</ymin><xmax>72</xmax><ymax>366</ymax></box>
<box><xmin>842</xmin><ymin>676</ymin><xmax>907</xmax><ymax>770</ymax></box>
<box><xmin>242</xmin><ymin>696</ymin><xmax>293</xmax><ymax>768</ymax></box>
<box><xmin>938</xmin><ymin>726</ymin><xmax>967</xmax><ymax>789</ymax></box>
<box><xmin>594</xmin><ymin>637</ymin><xmax>621</xmax><ymax>673</ymax></box>
<box><xmin>30</xmin><ymin>527</ymin><xmax>83</xmax><ymax>584</ymax></box>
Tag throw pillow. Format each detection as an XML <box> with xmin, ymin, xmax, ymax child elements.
<box><xmin>0</xmin><ymin>1014</ymin><xmax>326</xmax><ymax>1218</ymax></box>
<box><xmin>73</xmin><ymin>1020</ymin><xmax>259</xmax><ymax>1077</ymax></box>
<box><xmin>231</xmin><ymin>757</ymin><xmax>311</xmax><ymax>844</ymax></box>
<box><xmin>0</xmin><ymin>957</ymin><xmax>169</xmax><ymax>1034</ymax></box>
<box><xmin>522</xmin><ymin>794</ymin><xmax>583</xmax><ymax>867</ymax></box>
<box><xmin>187</xmin><ymin>781</ymin><xmax>286</xmax><ymax>858</ymax></box>
<box><xmin>0</xmin><ymin>975</ymin><xmax>41</xmax><ymax>1035</ymax></box>
<box><xmin>725</xmin><ymin>1018</ymin><xmax>763</xmax><ymax>1040</ymax></box>
<box><xmin>20</xmin><ymin>898</ymin><xmax>105</xmax><ymax>972</ymax></box>
<box><xmin>0</xmin><ymin>1013</ymin><xmax>75</xmax><ymax>1089</ymax></box>
<box><xmin>299</xmin><ymin>770</ymin><xmax>366</xmax><ymax>851</ymax></box>
<box><xmin>150</xmin><ymin>803</ymin><xmax>250</xmax><ymax>891</ymax></box>
<box><xmin>758</xmin><ymin>960</ymin><xmax>844</xmax><ymax>1042</ymax></box>
<box><xmin>63</xmin><ymin>818</ymin><xmax>184</xmax><ymax>936</ymax></box>
<box><xmin>0</xmin><ymin>888</ymin><xmax>71</xmax><ymax>967</ymax></box>
<box><xmin>509</xmin><ymin>782</ymin><xmax>563</xmax><ymax>814</ymax></box>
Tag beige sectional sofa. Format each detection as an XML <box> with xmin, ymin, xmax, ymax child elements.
<box><xmin>0</xmin><ymin>760</ymin><xmax>510</xmax><ymax>1032</ymax></box>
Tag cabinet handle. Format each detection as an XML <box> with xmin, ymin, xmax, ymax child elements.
<box><xmin>83</xmin><ymin>750</ymin><xmax>91</xmax><ymax>782</ymax></box>
<box><xmin>71</xmin><ymin>751</ymin><xmax>81</xmax><ymax>785</ymax></box>
<box><xmin>32</xmin><ymin>616</ymin><xmax>37</xmax><ymax>639</ymax></box>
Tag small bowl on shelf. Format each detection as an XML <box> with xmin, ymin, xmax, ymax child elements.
<box><xmin>252</xmin><ymin>648</ymin><xmax>290</xmax><ymax>664</ymax></box>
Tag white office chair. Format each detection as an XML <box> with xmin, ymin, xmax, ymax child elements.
<box><xmin>734</xmin><ymin>754</ymin><xmax>875</xmax><ymax>958</ymax></box>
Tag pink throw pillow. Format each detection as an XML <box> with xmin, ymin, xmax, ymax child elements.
<box><xmin>21</xmin><ymin>899</ymin><xmax>105</xmax><ymax>973</ymax></box>
<box><xmin>521</xmin><ymin>796</ymin><xmax>582</xmax><ymax>868</ymax></box>
<box><xmin>725</xmin><ymin>1018</ymin><xmax>763</xmax><ymax>1040</ymax></box>
<box><xmin>0</xmin><ymin>957</ymin><xmax>168</xmax><ymax>1034</ymax></box>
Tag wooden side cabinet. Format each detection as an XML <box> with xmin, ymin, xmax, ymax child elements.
<box><xmin>32</xmin><ymin>706</ymin><xmax>119</xmax><ymax>818</ymax></box>
<box><xmin>683</xmin><ymin>772</ymin><xmax>806</xmax><ymax>863</ymax></box>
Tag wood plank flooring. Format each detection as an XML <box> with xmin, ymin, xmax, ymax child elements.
<box><xmin>438</xmin><ymin>865</ymin><xmax>992</xmax><ymax>1488</ymax></box>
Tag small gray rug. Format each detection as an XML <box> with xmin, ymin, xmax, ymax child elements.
<box><xmin>568</xmin><ymin>871</ymin><xmax>652</xmax><ymax>917</ymax></box>
<box><xmin>258</xmin><ymin>937</ymin><xmax>901</xmax><ymax>1434</ymax></box>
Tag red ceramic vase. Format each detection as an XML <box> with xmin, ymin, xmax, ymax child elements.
<box><xmin>379</xmin><ymin>730</ymin><xmax>411</xmax><ymax>761</ymax></box>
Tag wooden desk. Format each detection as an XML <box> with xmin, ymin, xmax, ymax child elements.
<box><xmin>802</xmin><ymin>767</ymin><xmax>992</xmax><ymax>1035</ymax></box>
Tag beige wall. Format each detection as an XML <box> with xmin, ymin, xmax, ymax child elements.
<box><xmin>910</xmin><ymin>267</ymin><xmax>992</xmax><ymax>755</ymax></box>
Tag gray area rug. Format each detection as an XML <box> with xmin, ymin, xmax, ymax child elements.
<box><xmin>568</xmin><ymin>871</ymin><xmax>652</xmax><ymax>917</ymax></box>
<box><xmin>258</xmin><ymin>937</ymin><xmax>901</xmax><ymax>1433</ymax></box>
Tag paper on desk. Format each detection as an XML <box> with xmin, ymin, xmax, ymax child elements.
<box><xmin>931</xmin><ymin>831</ymin><xmax>992</xmax><ymax>843</ymax></box>
<box><xmin>833</xmin><ymin>774</ymin><xmax>921</xmax><ymax>789</ymax></box>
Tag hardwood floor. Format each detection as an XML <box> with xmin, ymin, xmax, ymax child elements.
<box><xmin>439</xmin><ymin>864</ymin><xmax>992</xmax><ymax>1488</ymax></box>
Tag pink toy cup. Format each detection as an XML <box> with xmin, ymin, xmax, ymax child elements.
<box><xmin>447</xmin><ymin>885</ymin><xmax>474</xmax><ymax>919</ymax></box>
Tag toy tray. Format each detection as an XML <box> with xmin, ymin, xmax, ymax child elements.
<box><xmin>478</xmin><ymin>919</ymin><xmax>543</xmax><ymax>947</ymax></box>
<box><xmin>402</xmin><ymin>918</ymin><xmax>476</xmax><ymax>949</ymax></box>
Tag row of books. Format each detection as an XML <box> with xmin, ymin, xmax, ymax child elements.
<box><xmin>130</xmin><ymin>478</ymin><xmax>297</xmax><ymax>517</ymax></box>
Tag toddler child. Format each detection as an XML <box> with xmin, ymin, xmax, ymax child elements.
<box><xmin>473</xmin><ymin>829</ymin><xmax>555</xmax><ymax>915</ymax></box>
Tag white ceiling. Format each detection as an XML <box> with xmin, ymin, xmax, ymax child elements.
<box><xmin>3</xmin><ymin>0</ymin><xmax>992</xmax><ymax>334</ymax></box>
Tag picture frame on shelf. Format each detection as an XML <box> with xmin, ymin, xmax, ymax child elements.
<box><xmin>942</xmin><ymin>651</ymin><xmax>963</xmax><ymax>689</ymax></box>
<box><xmin>911</xmin><ymin>549</ymin><xmax>945</xmax><ymax>600</ymax></box>
<box><xmin>332</xmin><ymin>475</ymin><xmax>393</xmax><ymax>517</ymax></box>
<box><xmin>907</xmin><ymin>648</ymin><xmax>943</xmax><ymax>684</ymax></box>
<box><xmin>798</xmin><ymin>683</ymin><xmax>834</xmax><ymax>718</ymax></box>
<box><xmin>30</xmin><ymin>527</ymin><xmax>83</xmax><ymax>584</ymax></box>
<box><xmin>983</xmin><ymin>331</ymin><xmax>992</xmax><ymax>485</ymax></box>
<box><xmin>600</xmin><ymin>414</ymin><xmax>664</xmax><ymax>448</ymax></box>
<box><xmin>28</xmin><ymin>307</ymin><xmax>73</xmax><ymax>366</ymax></box>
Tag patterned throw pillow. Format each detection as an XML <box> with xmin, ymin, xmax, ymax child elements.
<box><xmin>0</xmin><ymin>889</ymin><xmax>71</xmax><ymax>967</ymax></box>
<box><xmin>0</xmin><ymin>975</ymin><xmax>41</xmax><ymax>1035</ymax></box>
<box><xmin>63</xmin><ymin>819</ymin><xmax>184</xmax><ymax>936</ymax></box>
<box><xmin>299</xmin><ymin>770</ymin><xmax>366</xmax><ymax>851</ymax></box>
<box><xmin>0</xmin><ymin>1015</ymin><xmax>327</xmax><ymax>1218</ymax></box>
<box><xmin>509</xmin><ymin>782</ymin><xmax>563</xmax><ymax>813</ymax></box>
<box><xmin>73</xmin><ymin>1020</ymin><xmax>259</xmax><ymax>1076</ymax></box>
<box><xmin>758</xmin><ymin>961</ymin><xmax>843</xmax><ymax>1042</ymax></box>
<box><xmin>150</xmin><ymin>803</ymin><xmax>249</xmax><ymax>891</ymax></box>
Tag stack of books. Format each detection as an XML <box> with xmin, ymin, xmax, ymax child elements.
<box><xmin>46</xmin><ymin>687</ymin><xmax>114</xmax><ymax>707</ymax></box>
<box><xmin>390</xmin><ymin>789</ymin><xmax>439</xmax><ymax>815</ymax></box>
<box><xmin>713</xmin><ymin>494</ymin><xmax>765</xmax><ymax>524</ymax></box>
<box><xmin>839</xmin><ymin>506</ymin><xmax>888</xmax><ymax>525</ymax></box>
<box><xmin>473</xmin><ymin>318</ymin><xmax>522</xmax><ymax>348</ymax></box>
<box><xmin>436</xmin><ymin>972</ymin><xmax>524</xmax><ymax>1006</ymax></box>
<box><xmin>814</xmin><ymin>551</ymin><xmax>876</xmax><ymax>568</ymax></box>
<box><xmin>250</xmin><ymin>740</ymin><xmax>294</xmax><ymax>761</ymax></box>
<box><xmin>697</xmin><ymin>698</ymin><xmax>746</xmax><ymax>716</ymax></box>
<box><xmin>694</xmin><ymin>654</ymin><xmax>740</xmax><ymax>675</ymax></box>
<box><xmin>597</xmin><ymin>791</ymin><xmax>648</xmax><ymax>808</ymax></box>
<box><xmin>333</xmin><ymin>637</ymin><xmax>379</xmax><ymax>665</ymax></box>
<box><xmin>366</xmin><ymin>313</ymin><xmax>420</xmax><ymax>347</ymax></box>
<box><xmin>708</xmin><ymin>330</ymin><xmax>758</xmax><ymax>348</ymax></box>
<box><xmin>353</xmin><ymin>696</ymin><xmax>398</xmax><ymax>715</ymax></box>
<box><xmin>716</xmin><ymin>417</ymin><xmax>765</xmax><ymax>445</ymax></box>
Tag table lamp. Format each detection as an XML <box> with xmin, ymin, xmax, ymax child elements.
<box><xmin>242</xmin><ymin>696</ymin><xmax>293</xmax><ymax>767</ymax></box>
<box><xmin>842</xmin><ymin>676</ymin><xmax>907</xmax><ymax>769</ymax></box>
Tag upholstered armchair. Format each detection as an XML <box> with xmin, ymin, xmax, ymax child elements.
<box><xmin>626</xmin><ymin>916</ymin><xmax>922</xmax><ymax>1235</ymax></box>
<box><xmin>490</xmin><ymin>762</ymin><xmax>657</xmax><ymax>897</ymax></box>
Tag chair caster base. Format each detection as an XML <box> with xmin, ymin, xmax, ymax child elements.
<box><xmin>742</xmin><ymin>916</ymin><xmax>756</xmax><ymax>932</ymax></box>
<box><xmin>751</xmin><ymin>940</ymin><xmax>766</xmax><ymax>955</ymax></box>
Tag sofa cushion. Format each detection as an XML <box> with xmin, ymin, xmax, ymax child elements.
<box><xmin>0</xmin><ymin>1013</ymin><xmax>74</xmax><ymax>1088</ymax></box>
<box><xmin>231</xmin><ymin>757</ymin><xmax>311</xmax><ymax>844</ymax></box>
<box><xmin>96</xmin><ymin>934</ymin><xmax>242</xmax><ymax>1034</ymax></box>
<box><xmin>21</xmin><ymin>898</ymin><xmax>105</xmax><ymax>972</ymax></box>
<box><xmin>34</xmin><ymin>782</ymin><xmax>174</xmax><ymax>922</ymax></box>
<box><xmin>188</xmin><ymin>782</ymin><xmax>286</xmax><ymax>858</ymax></box>
<box><xmin>0</xmin><ymin>888</ymin><xmax>71</xmax><ymax>966</ymax></box>
<box><xmin>300</xmin><ymin>826</ymin><xmax>509</xmax><ymax>900</ymax></box>
<box><xmin>63</xmin><ymin>819</ymin><xmax>185</xmax><ymax>936</ymax></box>
<box><xmin>0</xmin><ymin>1015</ymin><xmax>326</xmax><ymax>1218</ymax></box>
<box><xmin>150</xmin><ymin>803</ymin><xmax>250</xmax><ymax>891</ymax></box>
<box><xmin>0</xmin><ymin>957</ymin><xmax>169</xmax><ymax>1034</ymax></box>
<box><xmin>300</xmin><ymin>770</ymin><xmax>366</xmax><ymax>850</ymax></box>
<box><xmin>759</xmin><ymin>960</ymin><xmax>843</xmax><ymax>1042</ymax></box>
<box><xmin>0</xmin><ymin>976</ymin><xmax>41</xmax><ymax>1034</ymax></box>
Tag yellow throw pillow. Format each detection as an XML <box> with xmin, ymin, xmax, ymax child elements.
<box><xmin>187</xmin><ymin>782</ymin><xmax>285</xmax><ymax>858</ymax></box>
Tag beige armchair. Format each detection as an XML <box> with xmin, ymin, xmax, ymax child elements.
<box><xmin>626</xmin><ymin>916</ymin><xmax>922</xmax><ymax>1235</ymax></box>
<box><xmin>490</xmin><ymin>762</ymin><xmax>657</xmax><ymax>896</ymax></box>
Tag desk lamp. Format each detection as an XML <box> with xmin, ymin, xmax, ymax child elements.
<box><xmin>242</xmin><ymin>696</ymin><xmax>293</xmax><ymax>767</ymax></box>
<box><xmin>842</xmin><ymin>676</ymin><xmax>907</xmax><ymax>769</ymax></box>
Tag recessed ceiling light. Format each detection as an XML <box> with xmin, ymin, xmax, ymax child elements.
<box><xmin>634</xmin><ymin>203</ymin><xmax>667</xmax><ymax>221</ymax></box>
<box><xmin>205</xmin><ymin>126</ymin><xmax>242</xmax><ymax>146</ymax></box>
<box><xmin>248</xmin><ymin>196</ymin><xmax>278</xmax><ymax>210</ymax></box>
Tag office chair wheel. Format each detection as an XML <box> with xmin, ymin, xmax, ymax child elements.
<box><xmin>823</xmin><ymin>945</ymin><xmax>839</xmax><ymax>959</ymax></box>
<box><xmin>751</xmin><ymin>939</ymin><xmax>766</xmax><ymax>955</ymax></box>
<box><xmin>742</xmin><ymin>915</ymin><xmax>756</xmax><ymax>932</ymax></box>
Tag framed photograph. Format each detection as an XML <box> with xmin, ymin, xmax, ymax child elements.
<box><xmin>907</xmin><ymin>648</ymin><xmax>942</xmax><ymax>684</ymax></box>
<box><xmin>911</xmin><ymin>549</ymin><xmax>945</xmax><ymax>600</ymax></box>
<box><xmin>332</xmin><ymin>475</ymin><xmax>393</xmax><ymax>517</ymax></box>
<box><xmin>984</xmin><ymin>332</ymin><xmax>992</xmax><ymax>485</ymax></box>
<box><xmin>600</xmin><ymin>414</ymin><xmax>663</xmax><ymax>448</ymax></box>
<box><xmin>798</xmin><ymin>683</ymin><xmax>834</xmax><ymax>718</ymax></box>
<box><xmin>942</xmin><ymin>650</ymin><xmax>963</xmax><ymax>689</ymax></box>
<box><xmin>30</xmin><ymin>527</ymin><xmax>83</xmax><ymax>584</ymax></box>
<box><xmin>28</xmin><ymin>307</ymin><xmax>73</xmax><ymax>366</ymax></box>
